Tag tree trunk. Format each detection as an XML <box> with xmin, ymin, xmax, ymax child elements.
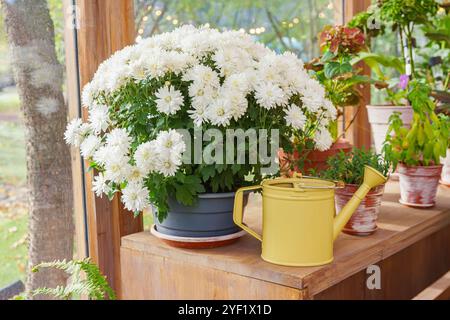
<box><xmin>1</xmin><ymin>0</ymin><xmax>74</xmax><ymax>299</ymax></box>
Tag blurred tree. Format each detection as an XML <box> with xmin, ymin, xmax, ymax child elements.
<box><xmin>1</xmin><ymin>0</ymin><xmax>73</xmax><ymax>299</ymax></box>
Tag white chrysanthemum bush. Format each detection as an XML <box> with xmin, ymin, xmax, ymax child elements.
<box><xmin>65</xmin><ymin>26</ymin><xmax>336</xmax><ymax>220</ymax></box>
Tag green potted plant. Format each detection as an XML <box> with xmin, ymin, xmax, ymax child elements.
<box><xmin>349</xmin><ymin>0</ymin><xmax>439</xmax><ymax>154</ymax></box>
<box><xmin>320</xmin><ymin>148</ymin><xmax>391</xmax><ymax>236</ymax></box>
<box><xmin>383</xmin><ymin>81</ymin><xmax>449</xmax><ymax>207</ymax></box>
<box><xmin>65</xmin><ymin>26</ymin><xmax>336</xmax><ymax>244</ymax></box>
<box><xmin>280</xmin><ymin>24</ymin><xmax>369</xmax><ymax>175</ymax></box>
<box><xmin>417</xmin><ymin>5</ymin><xmax>450</xmax><ymax>185</ymax></box>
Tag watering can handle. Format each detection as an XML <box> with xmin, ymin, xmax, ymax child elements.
<box><xmin>233</xmin><ymin>185</ymin><xmax>262</xmax><ymax>242</ymax></box>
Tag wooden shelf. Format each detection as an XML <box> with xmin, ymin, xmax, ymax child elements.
<box><xmin>120</xmin><ymin>182</ymin><xmax>450</xmax><ymax>299</ymax></box>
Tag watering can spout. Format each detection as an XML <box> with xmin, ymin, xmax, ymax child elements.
<box><xmin>333</xmin><ymin>166</ymin><xmax>387</xmax><ymax>241</ymax></box>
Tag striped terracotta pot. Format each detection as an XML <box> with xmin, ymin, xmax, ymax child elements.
<box><xmin>398</xmin><ymin>164</ymin><xmax>443</xmax><ymax>208</ymax></box>
<box><xmin>335</xmin><ymin>184</ymin><xmax>385</xmax><ymax>236</ymax></box>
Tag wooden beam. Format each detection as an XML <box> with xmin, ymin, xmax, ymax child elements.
<box><xmin>65</xmin><ymin>0</ymin><xmax>143</xmax><ymax>295</ymax></box>
<box><xmin>343</xmin><ymin>0</ymin><xmax>372</xmax><ymax>149</ymax></box>
<box><xmin>63</xmin><ymin>0</ymin><xmax>87</xmax><ymax>260</ymax></box>
<box><xmin>413</xmin><ymin>270</ymin><xmax>450</xmax><ymax>300</ymax></box>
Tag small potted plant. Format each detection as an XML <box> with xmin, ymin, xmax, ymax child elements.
<box><xmin>417</xmin><ymin>6</ymin><xmax>450</xmax><ymax>185</ymax></box>
<box><xmin>383</xmin><ymin>81</ymin><xmax>449</xmax><ymax>207</ymax></box>
<box><xmin>349</xmin><ymin>0</ymin><xmax>440</xmax><ymax>154</ymax></box>
<box><xmin>320</xmin><ymin>148</ymin><xmax>391</xmax><ymax>236</ymax></box>
<box><xmin>280</xmin><ymin>24</ymin><xmax>369</xmax><ymax>175</ymax></box>
<box><xmin>65</xmin><ymin>26</ymin><xmax>336</xmax><ymax>244</ymax></box>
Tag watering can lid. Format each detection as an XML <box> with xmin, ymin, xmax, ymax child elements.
<box><xmin>262</xmin><ymin>174</ymin><xmax>343</xmax><ymax>190</ymax></box>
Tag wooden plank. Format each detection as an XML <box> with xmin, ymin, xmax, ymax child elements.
<box><xmin>120</xmin><ymin>182</ymin><xmax>450</xmax><ymax>298</ymax></box>
<box><xmin>63</xmin><ymin>0</ymin><xmax>87</xmax><ymax>259</ymax></box>
<box><xmin>120</xmin><ymin>247</ymin><xmax>309</xmax><ymax>300</ymax></box>
<box><xmin>315</xmin><ymin>226</ymin><xmax>450</xmax><ymax>299</ymax></box>
<box><xmin>343</xmin><ymin>0</ymin><xmax>372</xmax><ymax>148</ymax></box>
<box><xmin>413</xmin><ymin>270</ymin><xmax>450</xmax><ymax>300</ymax></box>
<box><xmin>70</xmin><ymin>0</ymin><xmax>143</xmax><ymax>294</ymax></box>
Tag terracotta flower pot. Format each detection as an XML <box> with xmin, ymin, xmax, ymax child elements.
<box><xmin>335</xmin><ymin>184</ymin><xmax>385</xmax><ymax>236</ymax></box>
<box><xmin>397</xmin><ymin>164</ymin><xmax>443</xmax><ymax>208</ymax></box>
<box><xmin>279</xmin><ymin>138</ymin><xmax>352</xmax><ymax>176</ymax></box>
<box><xmin>441</xmin><ymin>149</ymin><xmax>450</xmax><ymax>186</ymax></box>
<box><xmin>367</xmin><ymin>105</ymin><xmax>413</xmax><ymax>155</ymax></box>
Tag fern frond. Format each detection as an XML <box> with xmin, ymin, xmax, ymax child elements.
<box><xmin>31</xmin><ymin>258</ymin><xmax>116</xmax><ymax>300</ymax></box>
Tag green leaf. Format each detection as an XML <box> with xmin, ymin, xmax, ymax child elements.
<box><xmin>199</xmin><ymin>165</ymin><xmax>216</xmax><ymax>182</ymax></box>
<box><xmin>320</xmin><ymin>50</ymin><xmax>335</xmax><ymax>63</ymax></box>
<box><xmin>352</xmin><ymin>52</ymin><xmax>404</xmax><ymax>79</ymax></box>
<box><xmin>324</xmin><ymin>62</ymin><xmax>340</xmax><ymax>79</ymax></box>
<box><xmin>417</xmin><ymin>125</ymin><xmax>425</xmax><ymax>147</ymax></box>
<box><xmin>231</xmin><ymin>164</ymin><xmax>241</xmax><ymax>174</ymax></box>
<box><xmin>174</xmin><ymin>184</ymin><xmax>195</xmax><ymax>206</ymax></box>
<box><xmin>324</xmin><ymin>61</ymin><xmax>353</xmax><ymax>79</ymax></box>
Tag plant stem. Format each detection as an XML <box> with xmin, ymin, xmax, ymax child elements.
<box><xmin>399</xmin><ymin>27</ymin><xmax>405</xmax><ymax>66</ymax></box>
<box><xmin>405</xmin><ymin>24</ymin><xmax>415</xmax><ymax>78</ymax></box>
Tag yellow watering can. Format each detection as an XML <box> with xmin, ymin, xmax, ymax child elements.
<box><xmin>233</xmin><ymin>166</ymin><xmax>387</xmax><ymax>266</ymax></box>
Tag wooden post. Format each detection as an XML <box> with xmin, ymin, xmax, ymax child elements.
<box><xmin>63</xmin><ymin>0</ymin><xmax>143</xmax><ymax>296</ymax></box>
<box><xmin>343</xmin><ymin>0</ymin><xmax>372</xmax><ymax>149</ymax></box>
<box><xmin>63</xmin><ymin>0</ymin><xmax>87</xmax><ymax>260</ymax></box>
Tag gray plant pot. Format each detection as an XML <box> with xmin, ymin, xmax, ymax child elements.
<box><xmin>153</xmin><ymin>192</ymin><xmax>246</xmax><ymax>238</ymax></box>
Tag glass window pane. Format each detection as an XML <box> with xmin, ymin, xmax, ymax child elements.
<box><xmin>134</xmin><ymin>0</ymin><xmax>343</xmax><ymax>61</ymax></box>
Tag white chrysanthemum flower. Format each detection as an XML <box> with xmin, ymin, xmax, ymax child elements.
<box><xmin>213</xmin><ymin>47</ymin><xmax>253</xmax><ymax>77</ymax></box>
<box><xmin>229</xmin><ymin>92</ymin><xmax>248</xmax><ymax>121</ymax></box>
<box><xmin>285</xmin><ymin>104</ymin><xmax>307</xmax><ymax>130</ymax></box>
<box><xmin>81</xmin><ymin>81</ymin><xmax>96</xmax><ymax>108</ymax></box>
<box><xmin>104</xmin><ymin>154</ymin><xmax>131</xmax><ymax>183</ymax></box>
<box><xmin>88</xmin><ymin>104</ymin><xmax>110</xmax><ymax>134</ymax></box>
<box><xmin>106</xmin><ymin>128</ymin><xmax>131</xmax><ymax>156</ymax></box>
<box><xmin>323</xmin><ymin>98</ymin><xmax>337</xmax><ymax>120</ymax></box>
<box><xmin>255</xmin><ymin>82</ymin><xmax>287</xmax><ymax>110</ymax></box>
<box><xmin>206</xmin><ymin>98</ymin><xmax>233</xmax><ymax>126</ymax></box>
<box><xmin>188</xmin><ymin>105</ymin><xmax>208</xmax><ymax>126</ymax></box>
<box><xmin>188</xmin><ymin>82</ymin><xmax>217</xmax><ymax>109</ymax></box>
<box><xmin>155</xmin><ymin>150</ymin><xmax>182</xmax><ymax>177</ymax></box>
<box><xmin>257</xmin><ymin>62</ymin><xmax>282</xmax><ymax>85</ymax></box>
<box><xmin>155</xmin><ymin>85</ymin><xmax>184</xmax><ymax>115</ymax></box>
<box><xmin>155</xmin><ymin>129</ymin><xmax>186</xmax><ymax>154</ymax></box>
<box><xmin>65</xmin><ymin>118</ymin><xmax>91</xmax><ymax>147</ymax></box>
<box><xmin>126</xmin><ymin>166</ymin><xmax>146</xmax><ymax>183</ymax></box>
<box><xmin>183</xmin><ymin>65</ymin><xmax>220</xmax><ymax>88</ymax></box>
<box><xmin>163</xmin><ymin>51</ymin><xmax>194</xmax><ymax>74</ymax></box>
<box><xmin>223</xmin><ymin>73</ymin><xmax>250</xmax><ymax>94</ymax></box>
<box><xmin>80</xmin><ymin>135</ymin><xmax>102</xmax><ymax>158</ymax></box>
<box><xmin>302</xmin><ymin>96</ymin><xmax>324</xmax><ymax>113</ymax></box>
<box><xmin>313</xmin><ymin>129</ymin><xmax>333</xmax><ymax>152</ymax></box>
<box><xmin>134</xmin><ymin>141</ymin><xmax>157</xmax><ymax>174</ymax></box>
<box><xmin>92</xmin><ymin>173</ymin><xmax>111</xmax><ymax>197</ymax></box>
<box><xmin>300</xmin><ymin>79</ymin><xmax>327</xmax><ymax>113</ymax></box>
<box><xmin>129</xmin><ymin>60</ymin><xmax>148</xmax><ymax>81</ymax></box>
<box><xmin>93</xmin><ymin>145</ymin><xmax>120</xmax><ymax>166</ymax></box>
<box><xmin>65</xmin><ymin>118</ymin><xmax>83</xmax><ymax>146</ymax></box>
<box><xmin>121</xmin><ymin>182</ymin><xmax>150</xmax><ymax>213</ymax></box>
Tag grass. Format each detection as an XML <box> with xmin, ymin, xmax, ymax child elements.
<box><xmin>0</xmin><ymin>43</ymin><xmax>11</xmax><ymax>75</ymax></box>
<box><xmin>0</xmin><ymin>88</ymin><xmax>20</xmax><ymax>114</ymax></box>
<box><xmin>0</xmin><ymin>121</ymin><xmax>26</xmax><ymax>185</ymax></box>
<box><xmin>0</xmin><ymin>86</ymin><xmax>28</xmax><ymax>289</ymax></box>
<box><xmin>0</xmin><ymin>205</ymin><xmax>28</xmax><ymax>288</ymax></box>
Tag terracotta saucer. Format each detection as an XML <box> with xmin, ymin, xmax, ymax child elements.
<box><xmin>439</xmin><ymin>180</ymin><xmax>450</xmax><ymax>187</ymax></box>
<box><xmin>399</xmin><ymin>199</ymin><xmax>435</xmax><ymax>208</ymax></box>
<box><xmin>150</xmin><ymin>224</ymin><xmax>246</xmax><ymax>249</ymax></box>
